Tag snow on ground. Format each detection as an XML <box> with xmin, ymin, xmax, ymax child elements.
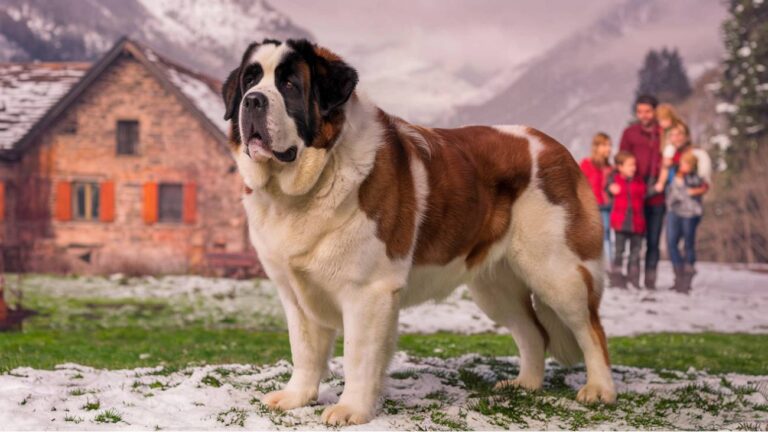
<box><xmin>4</xmin><ymin>263</ymin><xmax>768</xmax><ymax>429</ymax></box>
<box><xmin>400</xmin><ymin>262</ymin><xmax>768</xmax><ymax>336</ymax></box>
<box><xmin>16</xmin><ymin>274</ymin><xmax>286</xmax><ymax>330</ymax></box>
<box><xmin>16</xmin><ymin>261</ymin><xmax>768</xmax><ymax>336</ymax></box>
<box><xmin>1</xmin><ymin>353</ymin><xmax>766</xmax><ymax>430</ymax></box>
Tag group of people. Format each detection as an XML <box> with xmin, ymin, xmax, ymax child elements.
<box><xmin>580</xmin><ymin>95</ymin><xmax>712</xmax><ymax>294</ymax></box>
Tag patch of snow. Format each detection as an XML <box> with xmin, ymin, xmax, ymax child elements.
<box><xmin>139</xmin><ymin>46</ymin><xmax>228</xmax><ymax>135</ymax></box>
<box><xmin>17</xmin><ymin>261</ymin><xmax>768</xmax><ymax>338</ymax></box>
<box><xmin>0</xmin><ymin>63</ymin><xmax>89</xmax><ymax>150</ymax></box>
<box><xmin>710</xmin><ymin>133</ymin><xmax>731</xmax><ymax>150</ymax></box>
<box><xmin>716</xmin><ymin>102</ymin><xmax>738</xmax><ymax>114</ymax></box>
<box><xmin>0</xmin><ymin>353</ymin><xmax>765</xmax><ymax>430</ymax></box>
<box><xmin>165</xmin><ymin>67</ymin><xmax>228</xmax><ymax>134</ymax></box>
<box><xmin>738</xmin><ymin>46</ymin><xmax>753</xmax><ymax>57</ymax></box>
<box><xmin>401</xmin><ymin>262</ymin><xmax>768</xmax><ymax>336</ymax></box>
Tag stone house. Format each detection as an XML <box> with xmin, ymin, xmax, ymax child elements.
<box><xmin>0</xmin><ymin>37</ymin><xmax>258</xmax><ymax>275</ymax></box>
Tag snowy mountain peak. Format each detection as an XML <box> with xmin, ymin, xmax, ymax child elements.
<box><xmin>0</xmin><ymin>0</ymin><xmax>312</xmax><ymax>78</ymax></box>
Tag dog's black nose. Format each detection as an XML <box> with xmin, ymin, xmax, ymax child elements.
<box><xmin>243</xmin><ymin>92</ymin><xmax>268</xmax><ymax>111</ymax></box>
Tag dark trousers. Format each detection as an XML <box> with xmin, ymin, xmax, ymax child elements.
<box><xmin>613</xmin><ymin>231</ymin><xmax>643</xmax><ymax>271</ymax></box>
<box><xmin>644</xmin><ymin>204</ymin><xmax>666</xmax><ymax>271</ymax></box>
<box><xmin>667</xmin><ymin>213</ymin><xmax>701</xmax><ymax>266</ymax></box>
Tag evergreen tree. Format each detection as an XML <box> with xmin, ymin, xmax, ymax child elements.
<box><xmin>664</xmin><ymin>49</ymin><xmax>692</xmax><ymax>101</ymax></box>
<box><xmin>636</xmin><ymin>49</ymin><xmax>663</xmax><ymax>99</ymax></box>
<box><xmin>634</xmin><ymin>47</ymin><xmax>692</xmax><ymax>108</ymax></box>
<box><xmin>720</xmin><ymin>0</ymin><xmax>768</xmax><ymax>169</ymax></box>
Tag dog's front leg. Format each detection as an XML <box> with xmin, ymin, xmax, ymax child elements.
<box><xmin>262</xmin><ymin>288</ymin><xmax>337</xmax><ymax>411</ymax></box>
<box><xmin>321</xmin><ymin>284</ymin><xmax>400</xmax><ymax>426</ymax></box>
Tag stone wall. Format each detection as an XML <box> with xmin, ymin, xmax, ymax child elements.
<box><xmin>12</xmin><ymin>53</ymin><xmax>248</xmax><ymax>275</ymax></box>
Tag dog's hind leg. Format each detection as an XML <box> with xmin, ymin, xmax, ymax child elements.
<box><xmin>516</xmin><ymin>258</ymin><xmax>616</xmax><ymax>404</ymax></box>
<box><xmin>468</xmin><ymin>264</ymin><xmax>547</xmax><ymax>390</ymax></box>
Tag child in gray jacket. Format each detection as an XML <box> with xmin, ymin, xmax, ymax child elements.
<box><xmin>665</xmin><ymin>151</ymin><xmax>709</xmax><ymax>293</ymax></box>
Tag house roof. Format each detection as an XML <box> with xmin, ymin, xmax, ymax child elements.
<box><xmin>0</xmin><ymin>62</ymin><xmax>90</xmax><ymax>151</ymax></box>
<box><xmin>0</xmin><ymin>37</ymin><xmax>228</xmax><ymax>161</ymax></box>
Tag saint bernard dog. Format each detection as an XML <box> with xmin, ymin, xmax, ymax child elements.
<box><xmin>222</xmin><ymin>38</ymin><xmax>616</xmax><ymax>425</ymax></box>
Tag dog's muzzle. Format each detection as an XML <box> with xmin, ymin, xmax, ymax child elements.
<box><xmin>242</xmin><ymin>92</ymin><xmax>297</xmax><ymax>163</ymax></box>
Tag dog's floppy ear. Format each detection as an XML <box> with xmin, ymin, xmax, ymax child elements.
<box><xmin>289</xmin><ymin>39</ymin><xmax>359</xmax><ymax>117</ymax></box>
<box><xmin>222</xmin><ymin>66</ymin><xmax>242</xmax><ymax>121</ymax></box>
<box><xmin>315</xmin><ymin>56</ymin><xmax>358</xmax><ymax>116</ymax></box>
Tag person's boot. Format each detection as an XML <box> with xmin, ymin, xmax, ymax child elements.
<box><xmin>644</xmin><ymin>268</ymin><xmax>657</xmax><ymax>290</ymax></box>
<box><xmin>609</xmin><ymin>266</ymin><xmax>627</xmax><ymax>289</ymax></box>
<box><xmin>670</xmin><ymin>266</ymin><xmax>685</xmax><ymax>293</ymax></box>
<box><xmin>680</xmin><ymin>264</ymin><xmax>696</xmax><ymax>294</ymax></box>
<box><xmin>627</xmin><ymin>265</ymin><xmax>641</xmax><ymax>288</ymax></box>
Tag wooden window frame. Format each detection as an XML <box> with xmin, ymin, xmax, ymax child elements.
<box><xmin>116</xmin><ymin>120</ymin><xmax>139</xmax><ymax>156</ymax></box>
<box><xmin>72</xmin><ymin>182</ymin><xmax>100</xmax><ymax>221</ymax></box>
<box><xmin>158</xmin><ymin>183</ymin><xmax>183</xmax><ymax>223</ymax></box>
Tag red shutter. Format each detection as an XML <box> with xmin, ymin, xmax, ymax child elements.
<box><xmin>183</xmin><ymin>182</ymin><xmax>197</xmax><ymax>224</ymax></box>
<box><xmin>55</xmin><ymin>181</ymin><xmax>72</xmax><ymax>221</ymax></box>
<box><xmin>0</xmin><ymin>181</ymin><xmax>5</xmax><ymax>222</ymax></box>
<box><xmin>100</xmin><ymin>181</ymin><xmax>115</xmax><ymax>222</ymax></box>
<box><xmin>143</xmin><ymin>182</ymin><xmax>158</xmax><ymax>224</ymax></box>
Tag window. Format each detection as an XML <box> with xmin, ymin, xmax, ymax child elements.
<box><xmin>158</xmin><ymin>183</ymin><xmax>183</xmax><ymax>222</ymax></box>
<box><xmin>72</xmin><ymin>182</ymin><xmax>100</xmax><ymax>220</ymax></box>
<box><xmin>116</xmin><ymin>120</ymin><xmax>139</xmax><ymax>155</ymax></box>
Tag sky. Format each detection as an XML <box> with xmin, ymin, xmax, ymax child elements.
<box><xmin>276</xmin><ymin>0</ymin><xmax>614</xmax><ymax>121</ymax></box>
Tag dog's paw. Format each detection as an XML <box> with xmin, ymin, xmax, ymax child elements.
<box><xmin>320</xmin><ymin>403</ymin><xmax>373</xmax><ymax>426</ymax></box>
<box><xmin>261</xmin><ymin>389</ymin><xmax>315</xmax><ymax>411</ymax></box>
<box><xmin>576</xmin><ymin>382</ymin><xmax>617</xmax><ymax>404</ymax></box>
<box><xmin>493</xmin><ymin>376</ymin><xmax>542</xmax><ymax>391</ymax></box>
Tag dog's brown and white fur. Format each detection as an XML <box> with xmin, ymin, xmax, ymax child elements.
<box><xmin>222</xmin><ymin>39</ymin><xmax>616</xmax><ymax>426</ymax></box>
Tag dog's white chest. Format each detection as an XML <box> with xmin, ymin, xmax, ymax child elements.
<box><xmin>243</xmin><ymin>191</ymin><xmax>407</xmax><ymax>328</ymax></box>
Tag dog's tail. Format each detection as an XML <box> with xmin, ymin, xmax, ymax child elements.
<box><xmin>532</xmin><ymin>295</ymin><xmax>583</xmax><ymax>366</ymax></box>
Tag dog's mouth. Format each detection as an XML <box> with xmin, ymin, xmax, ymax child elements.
<box><xmin>245</xmin><ymin>130</ymin><xmax>297</xmax><ymax>163</ymax></box>
<box><xmin>246</xmin><ymin>131</ymin><xmax>272</xmax><ymax>161</ymax></box>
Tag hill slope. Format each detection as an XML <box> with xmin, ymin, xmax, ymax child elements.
<box><xmin>448</xmin><ymin>0</ymin><xmax>725</xmax><ymax>157</ymax></box>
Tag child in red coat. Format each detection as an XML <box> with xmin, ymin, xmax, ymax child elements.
<box><xmin>606</xmin><ymin>151</ymin><xmax>647</xmax><ymax>288</ymax></box>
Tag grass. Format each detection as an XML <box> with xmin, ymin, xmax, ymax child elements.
<box><xmin>4</xmin><ymin>274</ymin><xmax>765</xmax><ymax>430</ymax></box>
<box><xmin>4</xmin><ymin>274</ymin><xmax>766</xmax><ymax>375</ymax></box>
<box><xmin>400</xmin><ymin>332</ymin><xmax>768</xmax><ymax>376</ymax></box>
<box><xmin>94</xmin><ymin>409</ymin><xmax>123</xmax><ymax>424</ymax></box>
<box><xmin>82</xmin><ymin>399</ymin><xmax>100</xmax><ymax>411</ymax></box>
<box><xmin>2</xmin><ymin>328</ymin><xmax>767</xmax><ymax>375</ymax></box>
<box><xmin>217</xmin><ymin>407</ymin><xmax>249</xmax><ymax>427</ymax></box>
<box><xmin>63</xmin><ymin>415</ymin><xmax>84</xmax><ymax>424</ymax></box>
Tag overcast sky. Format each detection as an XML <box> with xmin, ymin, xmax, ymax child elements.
<box><xmin>278</xmin><ymin>0</ymin><xmax>611</xmax><ymax>74</ymax></box>
<box><xmin>275</xmin><ymin>1</ymin><xmax>614</xmax><ymax>121</ymax></box>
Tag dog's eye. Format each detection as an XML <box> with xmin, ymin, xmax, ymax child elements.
<box><xmin>284</xmin><ymin>81</ymin><xmax>295</xmax><ymax>90</ymax></box>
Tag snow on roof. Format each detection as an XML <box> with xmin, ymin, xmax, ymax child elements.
<box><xmin>0</xmin><ymin>62</ymin><xmax>90</xmax><ymax>150</ymax></box>
<box><xmin>142</xmin><ymin>47</ymin><xmax>228</xmax><ymax>135</ymax></box>
<box><xmin>0</xmin><ymin>42</ymin><xmax>228</xmax><ymax>154</ymax></box>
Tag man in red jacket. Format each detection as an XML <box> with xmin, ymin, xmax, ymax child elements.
<box><xmin>619</xmin><ymin>94</ymin><xmax>664</xmax><ymax>289</ymax></box>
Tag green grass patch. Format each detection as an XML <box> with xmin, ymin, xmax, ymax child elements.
<box><xmin>401</xmin><ymin>332</ymin><xmax>768</xmax><ymax>375</ymax></box>
<box><xmin>217</xmin><ymin>407</ymin><xmax>249</xmax><ymax>427</ymax></box>
<box><xmin>63</xmin><ymin>415</ymin><xmax>84</xmax><ymax>424</ymax></box>
<box><xmin>82</xmin><ymin>399</ymin><xmax>100</xmax><ymax>411</ymax></box>
<box><xmin>0</xmin><ymin>328</ymin><xmax>292</xmax><ymax>373</ymax></box>
<box><xmin>94</xmin><ymin>409</ymin><xmax>122</xmax><ymax>424</ymax></box>
<box><xmin>2</xmin><ymin>330</ymin><xmax>767</xmax><ymax>376</ymax></box>
<box><xmin>608</xmin><ymin>332</ymin><xmax>768</xmax><ymax>375</ymax></box>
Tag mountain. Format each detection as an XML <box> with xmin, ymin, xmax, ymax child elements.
<box><xmin>447</xmin><ymin>0</ymin><xmax>726</xmax><ymax>158</ymax></box>
<box><xmin>0</xmin><ymin>0</ymin><xmax>312</xmax><ymax>79</ymax></box>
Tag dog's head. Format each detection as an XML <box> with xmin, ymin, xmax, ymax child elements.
<box><xmin>222</xmin><ymin>39</ymin><xmax>358</xmax><ymax>195</ymax></box>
